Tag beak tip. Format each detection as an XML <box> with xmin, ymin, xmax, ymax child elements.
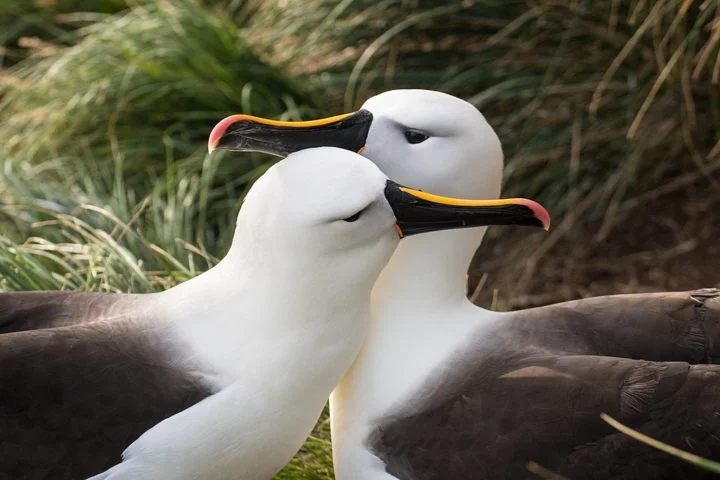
<box><xmin>208</xmin><ymin>115</ymin><xmax>242</xmax><ymax>154</ymax></box>
<box><xmin>518</xmin><ymin>199</ymin><xmax>551</xmax><ymax>231</ymax></box>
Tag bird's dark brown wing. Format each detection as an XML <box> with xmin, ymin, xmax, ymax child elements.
<box><xmin>370</xmin><ymin>325</ymin><xmax>720</xmax><ymax>480</ymax></box>
<box><xmin>502</xmin><ymin>288</ymin><xmax>720</xmax><ymax>363</ymax></box>
<box><xmin>0</xmin><ymin>291</ymin><xmax>138</xmax><ymax>334</ymax></box>
<box><xmin>0</xmin><ymin>319</ymin><xmax>213</xmax><ymax>480</ymax></box>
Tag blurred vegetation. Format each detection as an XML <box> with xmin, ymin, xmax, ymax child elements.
<box><xmin>1</xmin><ymin>0</ymin><xmax>719</xmax><ymax>477</ymax></box>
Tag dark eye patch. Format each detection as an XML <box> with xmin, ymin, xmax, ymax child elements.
<box><xmin>404</xmin><ymin>129</ymin><xmax>429</xmax><ymax>144</ymax></box>
<box><xmin>343</xmin><ymin>211</ymin><xmax>362</xmax><ymax>222</ymax></box>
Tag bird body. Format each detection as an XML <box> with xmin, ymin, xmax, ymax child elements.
<box><xmin>210</xmin><ymin>89</ymin><xmax>720</xmax><ymax>480</ymax></box>
<box><xmin>1</xmin><ymin>149</ymin><xmax>394</xmax><ymax>480</ymax></box>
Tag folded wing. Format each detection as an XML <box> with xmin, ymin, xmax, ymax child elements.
<box><xmin>0</xmin><ymin>311</ymin><xmax>213</xmax><ymax>480</ymax></box>
<box><xmin>370</xmin><ymin>311</ymin><xmax>720</xmax><ymax>480</ymax></box>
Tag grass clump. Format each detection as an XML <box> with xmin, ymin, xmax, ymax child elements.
<box><xmin>0</xmin><ymin>0</ymin><xmax>318</xmax><ymax>173</ymax></box>
<box><xmin>0</xmin><ymin>0</ymin><xmax>324</xmax><ymax>269</ymax></box>
<box><xmin>0</xmin><ymin>0</ymin><xmax>125</xmax><ymax>68</ymax></box>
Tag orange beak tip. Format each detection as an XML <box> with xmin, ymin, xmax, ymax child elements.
<box><xmin>519</xmin><ymin>199</ymin><xmax>551</xmax><ymax>231</ymax></box>
<box><xmin>507</xmin><ymin>198</ymin><xmax>551</xmax><ymax>231</ymax></box>
<box><xmin>208</xmin><ymin>115</ymin><xmax>243</xmax><ymax>154</ymax></box>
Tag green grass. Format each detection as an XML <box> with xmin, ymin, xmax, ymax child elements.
<box><xmin>0</xmin><ymin>0</ymin><xmax>325</xmax><ymax>267</ymax></box>
<box><xmin>275</xmin><ymin>407</ymin><xmax>335</xmax><ymax>480</ymax></box>
<box><xmin>1</xmin><ymin>0</ymin><xmax>720</xmax><ymax>478</ymax></box>
<box><xmin>0</xmin><ymin>0</ymin><xmax>320</xmax><ymax>172</ymax></box>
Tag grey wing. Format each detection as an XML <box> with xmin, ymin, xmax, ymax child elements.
<box><xmin>370</xmin><ymin>341</ymin><xmax>720</xmax><ymax>480</ymax></box>
<box><xmin>0</xmin><ymin>291</ymin><xmax>136</xmax><ymax>334</ymax></box>
<box><xmin>0</xmin><ymin>320</ymin><xmax>214</xmax><ymax>480</ymax></box>
<box><xmin>502</xmin><ymin>288</ymin><xmax>720</xmax><ymax>362</ymax></box>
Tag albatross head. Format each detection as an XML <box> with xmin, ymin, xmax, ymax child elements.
<box><xmin>229</xmin><ymin>147</ymin><xmax>399</xmax><ymax>291</ymax></box>
<box><xmin>361</xmin><ymin>89</ymin><xmax>502</xmax><ymax>200</ymax></box>
<box><xmin>209</xmin><ymin>89</ymin><xmax>505</xmax><ymax>201</ymax></box>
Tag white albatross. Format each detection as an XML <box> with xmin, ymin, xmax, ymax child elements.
<box><xmin>210</xmin><ymin>90</ymin><xmax>720</xmax><ymax>480</ymax></box>
<box><xmin>0</xmin><ymin>146</ymin><xmax>548</xmax><ymax>480</ymax></box>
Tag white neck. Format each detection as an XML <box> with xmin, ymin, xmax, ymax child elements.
<box><xmin>158</xmin><ymin>248</ymin><xmax>371</xmax><ymax>396</ymax></box>
<box><xmin>131</xmin><ymin>244</ymin><xmax>375</xmax><ymax>479</ymax></box>
<box><xmin>373</xmin><ymin>227</ymin><xmax>487</xmax><ymax>313</ymax></box>
<box><xmin>330</xmin><ymin>228</ymin><xmax>501</xmax><ymax>479</ymax></box>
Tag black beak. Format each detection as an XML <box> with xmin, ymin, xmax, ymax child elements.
<box><xmin>384</xmin><ymin>181</ymin><xmax>551</xmax><ymax>237</ymax></box>
<box><xmin>208</xmin><ymin>110</ymin><xmax>373</xmax><ymax>157</ymax></box>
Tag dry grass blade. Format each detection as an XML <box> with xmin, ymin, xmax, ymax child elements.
<box><xmin>601</xmin><ymin>413</ymin><xmax>720</xmax><ymax>474</ymax></box>
<box><xmin>527</xmin><ymin>461</ymin><xmax>571</xmax><ymax>480</ymax></box>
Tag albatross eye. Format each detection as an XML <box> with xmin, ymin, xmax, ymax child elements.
<box><xmin>343</xmin><ymin>211</ymin><xmax>362</xmax><ymax>222</ymax></box>
<box><xmin>340</xmin><ymin>203</ymin><xmax>373</xmax><ymax>223</ymax></box>
<box><xmin>404</xmin><ymin>129</ymin><xmax>429</xmax><ymax>144</ymax></box>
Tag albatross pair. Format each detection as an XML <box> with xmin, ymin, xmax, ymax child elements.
<box><xmin>0</xmin><ymin>148</ymin><xmax>547</xmax><ymax>479</ymax></box>
<box><xmin>210</xmin><ymin>89</ymin><xmax>720</xmax><ymax>480</ymax></box>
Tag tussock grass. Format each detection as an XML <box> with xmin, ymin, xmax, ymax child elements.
<box><xmin>0</xmin><ymin>146</ymin><xmax>230</xmax><ymax>276</ymax></box>
<box><xmin>0</xmin><ymin>0</ymin><xmax>318</xmax><ymax>171</ymax></box>
<box><xmin>0</xmin><ymin>0</ymin><xmax>323</xmax><ymax>276</ymax></box>
<box><xmin>0</xmin><ymin>0</ymin><xmax>123</xmax><ymax>67</ymax></box>
<box><xmin>0</xmin><ymin>173</ymin><xmax>215</xmax><ymax>293</ymax></box>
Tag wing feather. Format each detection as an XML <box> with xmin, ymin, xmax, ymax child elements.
<box><xmin>0</xmin><ymin>310</ymin><xmax>213</xmax><ymax>480</ymax></box>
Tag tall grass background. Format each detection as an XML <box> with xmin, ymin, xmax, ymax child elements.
<box><xmin>1</xmin><ymin>0</ymin><xmax>718</xmax><ymax>477</ymax></box>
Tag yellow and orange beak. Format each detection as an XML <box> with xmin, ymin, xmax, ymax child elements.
<box><xmin>385</xmin><ymin>181</ymin><xmax>550</xmax><ymax>237</ymax></box>
<box><xmin>208</xmin><ymin>110</ymin><xmax>373</xmax><ymax>156</ymax></box>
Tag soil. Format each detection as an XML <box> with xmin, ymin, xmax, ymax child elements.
<box><xmin>470</xmin><ymin>179</ymin><xmax>720</xmax><ymax>310</ymax></box>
